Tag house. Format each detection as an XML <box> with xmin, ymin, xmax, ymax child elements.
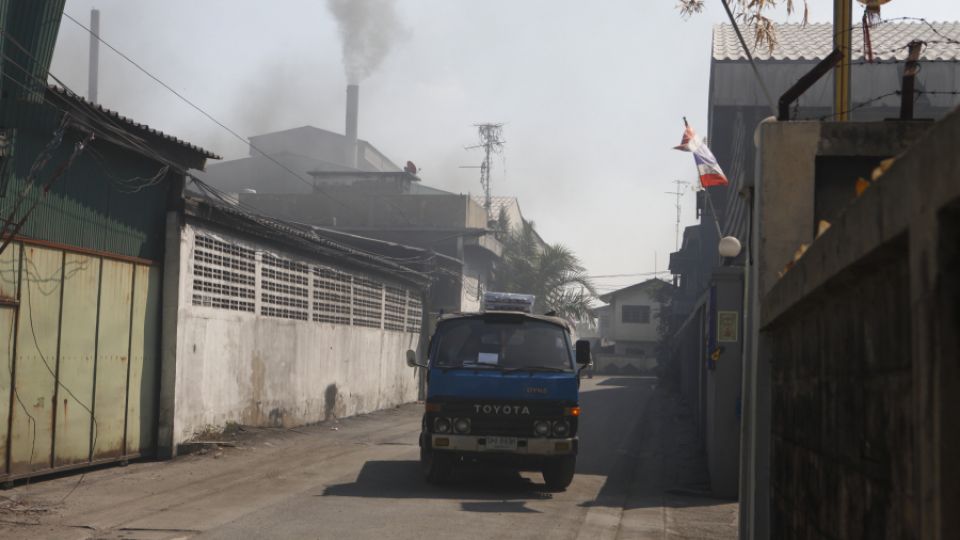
<box><xmin>593</xmin><ymin>279</ymin><xmax>672</xmax><ymax>373</ymax></box>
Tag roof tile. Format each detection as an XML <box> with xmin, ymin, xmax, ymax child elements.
<box><xmin>713</xmin><ymin>21</ymin><xmax>960</xmax><ymax>62</ymax></box>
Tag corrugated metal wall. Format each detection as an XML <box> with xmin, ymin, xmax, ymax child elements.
<box><xmin>0</xmin><ymin>124</ymin><xmax>173</xmax><ymax>261</ymax></box>
<box><xmin>0</xmin><ymin>0</ymin><xmax>66</xmax><ymax>104</ymax></box>
<box><xmin>0</xmin><ymin>240</ymin><xmax>160</xmax><ymax>481</ymax></box>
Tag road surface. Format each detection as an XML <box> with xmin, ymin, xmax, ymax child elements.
<box><xmin>0</xmin><ymin>376</ymin><xmax>737</xmax><ymax>539</ymax></box>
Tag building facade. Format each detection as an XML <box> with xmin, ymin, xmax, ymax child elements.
<box><xmin>594</xmin><ymin>279</ymin><xmax>671</xmax><ymax>374</ymax></box>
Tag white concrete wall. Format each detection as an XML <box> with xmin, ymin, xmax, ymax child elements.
<box><xmin>593</xmin><ymin>353</ymin><xmax>657</xmax><ymax>374</ymax></box>
<box><xmin>460</xmin><ymin>274</ymin><xmax>481</xmax><ymax>312</ymax></box>
<box><xmin>172</xmin><ymin>222</ymin><xmax>421</xmax><ymax>446</ymax></box>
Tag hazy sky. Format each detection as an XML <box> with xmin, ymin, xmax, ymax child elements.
<box><xmin>51</xmin><ymin>0</ymin><xmax>958</xmax><ymax>293</ymax></box>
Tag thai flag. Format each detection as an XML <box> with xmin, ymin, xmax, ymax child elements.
<box><xmin>674</xmin><ymin>122</ymin><xmax>729</xmax><ymax>188</ymax></box>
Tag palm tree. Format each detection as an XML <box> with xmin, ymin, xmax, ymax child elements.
<box><xmin>494</xmin><ymin>220</ymin><xmax>597</xmax><ymax>321</ymax></box>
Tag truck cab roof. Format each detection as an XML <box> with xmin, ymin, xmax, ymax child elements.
<box><xmin>437</xmin><ymin>311</ymin><xmax>575</xmax><ymax>333</ymax></box>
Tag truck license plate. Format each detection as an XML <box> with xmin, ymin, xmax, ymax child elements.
<box><xmin>484</xmin><ymin>436</ymin><xmax>518</xmax><ymax>450</ymax></box>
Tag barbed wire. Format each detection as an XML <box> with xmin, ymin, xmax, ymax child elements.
<box><xmin>789</xmin><ymin>87</ymin><xmax>960</xmax><ymax>121</ymax></box>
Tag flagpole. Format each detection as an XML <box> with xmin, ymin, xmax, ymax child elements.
<box><xmin>681</xmin><ymin>117</ymin><xmax>725</xmax><ymax>239</ymax></box>
<box><xmin>702</xmin><ymin>187</ymin><xmax>724</xmax><ymax>238</ymax></box>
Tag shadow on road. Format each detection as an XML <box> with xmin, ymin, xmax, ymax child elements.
<box><xmin>323</xmin><ymin>376</ymin><xmax>731</xmax><ymax>514</ymax></box>
<box><xmin>321</xmin><ymin>459</ymin><xmax>556</xmax><ymax>510</ymax></box>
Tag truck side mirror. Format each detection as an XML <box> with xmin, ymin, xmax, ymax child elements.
<box><xmin>406</xmin><ymin>349</ymin><xmax>425</xmax><ymax>368</ymax></box>
<box><xmin>575</xmin><ymin>340</ymin><xmax>591</xmax><ymax>366</ymax></box>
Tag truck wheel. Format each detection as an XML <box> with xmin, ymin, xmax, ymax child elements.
<box><xmin>421</xmin><ymin>447</ymin><xmax>453</xmax><ymax>484</ymax></box>
<box><xmin>542</xmin><ymin>455</ymin><xmax>576</xmax><ymax>491</ymax></box>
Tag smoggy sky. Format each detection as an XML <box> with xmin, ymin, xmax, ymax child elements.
<box><xmin>50</xmin><ymin>0</ymin><xmax>958</xmax><ymax>293</ymax></box>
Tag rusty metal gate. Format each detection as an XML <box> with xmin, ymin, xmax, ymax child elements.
<box><xmin>1</xmin><ymin>241</ymin><xmax>161</xmax><ymax>482</ymax></box>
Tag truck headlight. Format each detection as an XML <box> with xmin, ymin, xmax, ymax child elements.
<box><xmin>533</xmin><ymin>420</ymin><xmax>551</xmax><ymax>437</ymax></box>
<box><xmin>434</xmin><ymin>417</ymin><xmax>452</xmax><ymax>434</ymax></box>
<box><xmin>552</xmin><ymin>420</ymin><xmax>570</xmax><ymax>437</ymax></box>
<box><xmin>454</xmin><ymin>418</ymin><xmax>471</xmax><ymax>434</ymax></box>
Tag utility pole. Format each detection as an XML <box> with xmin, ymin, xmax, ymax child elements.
<box><xmin>466</xmin><ymin>123</ymin><xmax>504</xmax><ymax>220</ymax></box>
<box><xmin>833</xmin><ymin>0</ymin><xmax>852</xmax><ymax>121</ymax></box>
<box><xmin>665</xmin><ymin>180</ymin><xmax>689</xmax><ymax>252</ymax></box>
<box><xmin>88</xmin><ymin>9</ymin><xmax>100</xmax><ymax>104</ymax></box>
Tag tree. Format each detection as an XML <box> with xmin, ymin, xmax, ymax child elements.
<box><xmin>494</xmin><ymin>220</ymin><xmax>597</xmax><ymax>321</ymax></box>
<box><xmin>678</xmin><ymin>0</ymin><xmax>809</xmax><ymax>51</ymax></box>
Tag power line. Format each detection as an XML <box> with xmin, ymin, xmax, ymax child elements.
<box><xmin>6</xmin><ymin>18</ymin><xmax>428</xmax><ymax>243</ymax></box>
<box><xmin>586</xmin><ymin>270</ymin><xmax>671</xmax><ymax>279</ymax></box>
<box><xmin>58</xmin><ymin>11</ymin><xmax>385</xmax><ymax>221</ymax></box>
<box><xmin>719</xmin><ymin>0</ymin><xmax>777</xmax><ymax>117</ymax></box>
<box><xmin>0</xmin><ymin>43</ymin><xmax>440</xmax><ymax>280</ymax></box>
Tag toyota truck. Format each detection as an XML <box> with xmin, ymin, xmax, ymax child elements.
<box><xmin>406</xmin><ymin>292</ymin><xmax>591</xmax><ymax>491</ymax></box>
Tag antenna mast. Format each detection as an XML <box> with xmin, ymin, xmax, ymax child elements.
<box><xmin>665</xmin><ymin>180</ymin><xmax>689</xmax><ymax>252</ymax></box>
<box><xmin>466</xmin><ymin>123</ymin><xmax>504</xmax><ymax>219</ymax></box>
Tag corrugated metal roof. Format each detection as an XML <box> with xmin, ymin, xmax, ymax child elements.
<box><xmin>185</xmin><ymin>194</ymin><xmax>430</xmax><ymax>286</ymax></box>
<box><xmin>49</xmin><ymin>86</ymin><xmax>221</xmax><ymax>160</ymax></box>
<box><xmin>713</xmin><ymin>21</ymin><xmax>960</xmax><ymax>62</ymax></box>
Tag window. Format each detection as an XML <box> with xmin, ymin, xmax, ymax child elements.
<box><xmin>432</xmin><ymin>318</ymin><xmax>573</xmax><ymax>371</ymax></box>
<box><xmin>621</xmin><ymin>305</ymin><xmax>650</xmax><ymax>324</ymax></box>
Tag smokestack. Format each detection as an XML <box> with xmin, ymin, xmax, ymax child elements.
<box><xmin>88</xmin><ymin>9</ymin><xmax>100</xmax><ymax>104</ymax></box>
<box><xmin>345</xmin><ymin>84</ymin><xmax>359</xmax><ymax>168</ymax></box>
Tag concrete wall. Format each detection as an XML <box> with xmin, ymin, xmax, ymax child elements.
<box><xmin>168</xmin><ymin>222</ymin><xmax>422</xmax><ymax>448</ymax></box>
<box><xmin>757</xmin><ymin>107</ymin><xmax>960</xmax><ymax>538</ymax></box>
<box><xmin>592</xmin><ymin>353</ymin><xmax>657</xmax><ymax>375</ymax></box>
<box><xmin>704</xmin><ymin>269</ymin><xmax>744</xmax><ymax>499</ymax></box>
<box><xmin>667</xmin><ymin>268</ymin><xmax>743</xmax><ymax>499</ymax></box>
<box><xmin>741</xmin><ymin>119</ymin><xmax>935</xmax><ymax>539</ymax></box>
<box><xmin>756</xmin><ymin>121</ymin><xmax>933</xmax><ymax>295</ymax></box>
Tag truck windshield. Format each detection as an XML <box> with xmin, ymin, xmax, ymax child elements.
<box><xmin>432</xmin><ymin>318</ymin><xmax>574</xmax><ymax>371</ymax></box>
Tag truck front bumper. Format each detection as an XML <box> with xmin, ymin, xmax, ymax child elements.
<box><xmin>430</xmin><ymin>434</ymin><xmax>578</xmax><ymax>456</ymax></box>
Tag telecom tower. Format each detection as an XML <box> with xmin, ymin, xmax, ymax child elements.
<box><xmin>466</xmin><ymin>123</ymin><xmax>504</xmax><ymax>220</ymax></box>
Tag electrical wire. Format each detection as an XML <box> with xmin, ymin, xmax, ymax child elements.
<box><xmin>0</xmin><ymin>132</ymin><xmax>94</xmax><ymax>256</ymax></box>
<box><xmin>719</xmin><ymin>0</ymin><xmax>778</xmax><ymax>116</ymax></box>
<box><xmin>0</xmin><ymin>46</ymin><xmax>436</xmax><ymax>280</ymax></box>
<box><xmin>22</xmin><ymin>255</ymin><xmax>99</xmax><ymax>472</ymax></box>
<box><xmin>86</xmin><ymin>146</ymin><xmax>169</xmax><ymax>193</ymax></box>
<box><xmin>58</xmin><ymin>13</ymin><xmax>423</xmax><ymax>227</ymax></box>
<box><xmin>585</xmin><ymin>270</ymin><xmax>672</xmax><ymax>279</ymax></box>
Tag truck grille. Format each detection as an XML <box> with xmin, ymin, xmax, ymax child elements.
<box><xmin>469</xmin><ymin>417</ymin><xmax>538</xmax><ymax>437</ymax></box>
<box><xmin>425</xmin><ymin>399</ymin><xmax>578</xmax><ymax>437</ymax></box>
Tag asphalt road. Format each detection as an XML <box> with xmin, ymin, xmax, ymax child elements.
<box><xmin>0</xmin><ymin>376</ymin><xmax>737</xmax><ymax>540</ymax></box>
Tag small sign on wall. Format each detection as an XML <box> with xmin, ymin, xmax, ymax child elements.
<box><xmin>718</xmin><ymin>311</ymin><xmax>739</xmax><ymax>342</ymax></box>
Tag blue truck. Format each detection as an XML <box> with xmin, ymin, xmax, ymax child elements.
<box><xmin>406</xmin><ymin>293</ymin><xmax>591</xmax><ymax>490</ymax></box>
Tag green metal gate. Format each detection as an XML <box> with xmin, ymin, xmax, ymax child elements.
<box><xmin>1</xmin><ymin>241</ymin><xmax>160</xmax><ymax>481</ymax></box>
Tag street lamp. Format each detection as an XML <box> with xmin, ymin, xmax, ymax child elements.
<box><xmin>719</xmin><ymin>236</ymin><xmax>742</xmax><ymax>258</ymax></box>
